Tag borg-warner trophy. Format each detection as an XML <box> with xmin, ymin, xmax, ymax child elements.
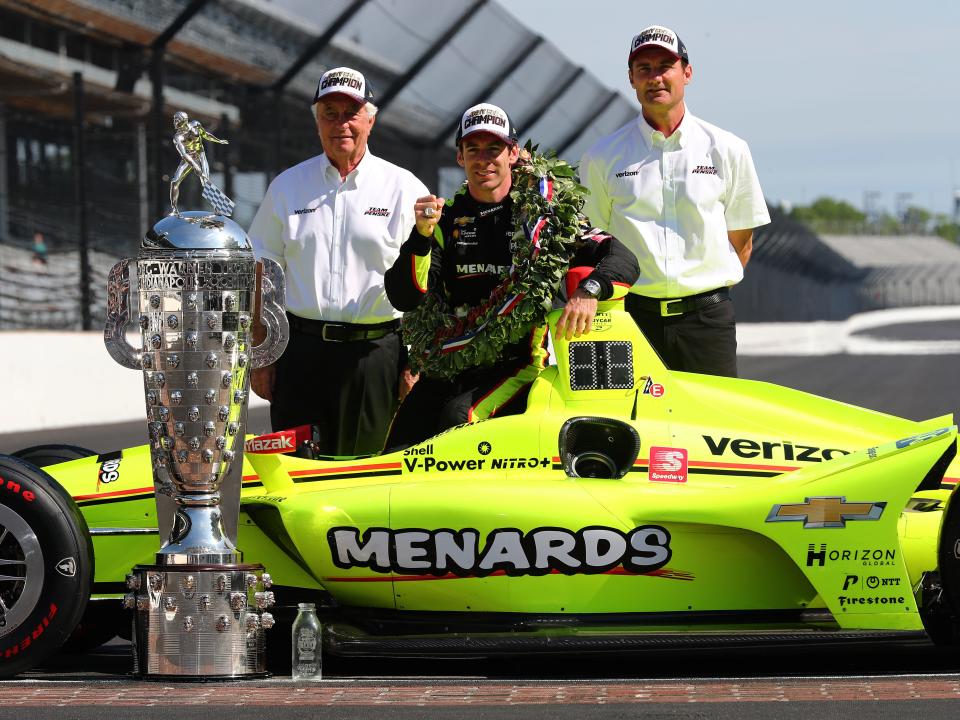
<box><xmin>104</xmin><ymin>113</ymin><xmax>289</xmax><ymax>679</ymax></box>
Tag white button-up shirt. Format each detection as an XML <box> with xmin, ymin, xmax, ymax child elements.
<box><xmin>580</xmin><ymin>109</ymin><xmax>770</xmax><ymax>298</ymax></box>
<box><xmin>249</xmin><ymin>150</ymin><xmax>427</xmax><ymax>323</ymax></box>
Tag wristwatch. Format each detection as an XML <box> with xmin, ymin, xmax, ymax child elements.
<box><xmin>578</xmin><ymin>278</ymin><xmax>602</xmax><ymax>299</ymax></box>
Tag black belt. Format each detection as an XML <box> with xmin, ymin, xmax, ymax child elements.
<box><xmin>288</xmin><ymin>314</ymin><xmax>400</xmax><ymax>342</ymax></box>
<box><xmin>627</xmin><ymin>287</ymin><xmax>730</xmax><ymax>317</ymax></box>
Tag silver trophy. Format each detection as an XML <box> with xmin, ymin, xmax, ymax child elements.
<box><xmin>104</xmin><ymin>113</ymin><xmax>288</xmax><ymax>679</ymax></box>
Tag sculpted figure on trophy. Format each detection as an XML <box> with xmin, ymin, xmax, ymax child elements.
<box><xmin>169</xmin><ymin>111</ymin><xmax>235</xmax><ymax>218</ymax></box>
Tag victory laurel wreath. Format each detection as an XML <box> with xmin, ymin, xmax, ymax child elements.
<box><xmin>402</xmin><ymin>142</ymin><xmax>589</xmax><ymax>379</ymax></box>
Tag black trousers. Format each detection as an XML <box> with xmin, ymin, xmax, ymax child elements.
<box><xmin>625</xmin><ymin>294</ymin><xmax>738</xmax><ymax>377</ymax></box>
<box><xmin>384</xmin><ymin>361</ymin><xmax>533</xmax><ymax>452</ymax></box>
<box><xmin>270</xmin><ymin>326</ymin><xmax>403</xmax><ymax>456</ymax></box>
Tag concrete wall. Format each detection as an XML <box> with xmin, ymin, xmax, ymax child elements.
<box><xmin>5</xmin><ymin>305</ymin><xmax>959</xmax><ymax>436</ymax></box>
<box><xmin>0</xmin><ymin>331</ymin><xmax>267</xmax><ymax>435</ymax></box>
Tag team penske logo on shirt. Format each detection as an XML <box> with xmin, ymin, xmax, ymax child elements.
<box><xmin>692</xmin><ymin>165</ymin><xmax>718</xmax><ymax>175</ymax></box>
<box><xmin>364</xmin><ymin>206</ymin><xmax>391</xmax><ymax>217</ymax></box>
<box><xmin>456</xmin><ymin>263</ymin><xmax>509</xmax><ymax>275</ymax></box>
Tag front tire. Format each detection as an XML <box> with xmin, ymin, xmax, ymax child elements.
<box><xmin>0</xmin><ymin>455</ymin><xmax>93</xmax><ymax>678</ymax></box>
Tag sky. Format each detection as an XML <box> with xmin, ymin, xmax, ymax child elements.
<box><xmin>497</xmin><ymin>0</ymin><xmax>960</xmax><ymax>216</ymax></box>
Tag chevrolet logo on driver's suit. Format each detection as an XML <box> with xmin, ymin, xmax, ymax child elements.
<box><xmin>766</xmin><ymin>497</ymin><xmax>885</xmax><ymax>529</ymax></box>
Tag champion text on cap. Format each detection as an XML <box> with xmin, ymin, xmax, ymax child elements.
<box><xmin>313</xmin><ymin>66</ymin><xmax>375</xmax><ymax>105</ymax></box>
<box><xmin>629</xmin><ymin>25</ymin><xmax>689</xmax><ymax>64</ymax></box>
<box><xmin>456</xmin><ymin>103</ymin><xmax>517</xmax><ymax>145</ymax></box>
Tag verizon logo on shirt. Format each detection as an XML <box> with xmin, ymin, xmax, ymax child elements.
<box><xmin>364</xmin><ymin>207</ymin><xmax>391</xmax><ymax>217</ymax></box>
<box><xmin>294</xmin><ymin>207</ymin><xmax>318</xmax><ymax>215</ymax></box>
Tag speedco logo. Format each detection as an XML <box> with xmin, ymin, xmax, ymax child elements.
<box><xmin>245</xmin><ymin>431</ymin><xmax>296</xmax><ymax>454</ymax></box>
<box><xmin>328</xmin><ymin>525</ymin><xmax>672</xmax><ymax>577</ymax></box>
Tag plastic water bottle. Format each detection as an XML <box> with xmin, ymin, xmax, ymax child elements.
<box><xmin>291</xmin><ymin>602</ymin><xmax>322</xmax><ymax>681</ymax></box>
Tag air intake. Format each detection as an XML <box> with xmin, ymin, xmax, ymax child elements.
<box><xmin>558</xmin><ymin>417</ymin><xmax>640</xmax><ymax>479</ymax></box>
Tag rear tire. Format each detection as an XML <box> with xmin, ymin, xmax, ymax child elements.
<box><xmin>926</xmin><ymin>497</ymin><xmax>960</xmax><ymax>645</ymax></box>
<box><xmin>0</xmin><ymin>455</ymin><xmax>94</xmax><ymax>678</ymax></box>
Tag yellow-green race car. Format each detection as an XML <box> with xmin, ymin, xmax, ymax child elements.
<box><xmin>1</xmin><ymin>301</ymin><xmax>958</xmax><ymax>677</ymax></box>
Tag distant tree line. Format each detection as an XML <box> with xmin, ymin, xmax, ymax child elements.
<box><xmin>783</xmin><ymin>196</ymin><xmax>960</xmax><ymax>242</ymax></box>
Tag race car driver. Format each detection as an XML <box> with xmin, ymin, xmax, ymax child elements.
<box><xmin>383</xmin><ymin>103</ymin><xmax>639</xmax><ymax>450</ymax></box>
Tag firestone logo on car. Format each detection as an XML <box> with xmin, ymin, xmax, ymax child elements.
<box><xmin>245</xmin><ymin>431</ymin><xmax>296</xmax><ymax>454</ymax></box>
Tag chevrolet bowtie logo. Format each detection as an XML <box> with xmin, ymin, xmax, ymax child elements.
<box><xmin>766</xmin><ymin>497</ymin><xmax>885</xmax><ymax>529</ymax></box>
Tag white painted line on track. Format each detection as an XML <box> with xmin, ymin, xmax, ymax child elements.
<box><xmin>738</xmin><ymin>305</ymin><xmax>960</xmax><ymax>356</ymax></box>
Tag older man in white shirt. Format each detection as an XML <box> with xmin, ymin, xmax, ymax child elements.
<box><xmin>580</xmin><ymin>26</ymin><xmax>769</xmax><ymax>377</ymax></box>
<box><xmin>249</xmin><ymin>67</ymin><xmax>427</xmax><ymax>455</ymax></box>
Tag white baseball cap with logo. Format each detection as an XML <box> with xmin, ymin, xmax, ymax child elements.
<box><xmin>628</xmin><ymin>25</ymin><xmax>689</xmax><ymax>64</ymax></box>
<box><xmin>455</xmin><ymin>103</ymin><xmax>518</xmax><ymax>145</ymax></box>
<box><xmin>313</xmin><ymin>66</ymin><xmax>376</xmax><ymax>105</ymax></box>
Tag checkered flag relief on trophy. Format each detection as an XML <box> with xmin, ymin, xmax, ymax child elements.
<box><xmin>202</xmin><ymin>181</ymin><xmax>236</xmax><ymax>217</ymax></box>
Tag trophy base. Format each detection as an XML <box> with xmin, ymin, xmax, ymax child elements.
<box><xmin>128</xmin><ymin>563</ymin><xmax>274</xmax><ymax>680</ymax></box>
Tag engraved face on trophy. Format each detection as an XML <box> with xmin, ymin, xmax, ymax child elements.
<box><xmin>136</xmin><ymin>229</ymin><xmax>255</xmax><ymax>496</ymax></box>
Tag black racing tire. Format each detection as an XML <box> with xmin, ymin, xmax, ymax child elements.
<box><xmin>12</xmin><ymin>445</ymin><xmax>96</xmax><ymax>468</ymax></box>
<box><xmin>927</xmin><ymin>496</ymin><xmax>960</xmax><ymax>645</ymax></box>
<box><xmin>0</xmin><ymin>455</ymin><xmax>94</xmax><ymax>678</ymax></box>
<box><xmin>11</xmin><ymin>446</ymin><xmax>122</xmax><ymax>652</ymax></box>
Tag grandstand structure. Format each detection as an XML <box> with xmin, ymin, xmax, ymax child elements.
<box><xmin>734</xmin><ymin>212</ymin><xmax>960</xmax><ymax>321</ymax></box>
<box><xmin>1</xmin><ymin>0</ymin><xmax>958</xmax><ymax>329</ymax></box>
<box><xmin>0</xmin><ymin>0</ymin><xmax>635</xmax><ymax>247</ymax></box>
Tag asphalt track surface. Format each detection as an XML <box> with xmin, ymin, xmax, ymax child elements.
<box><xmin>2</xmin><ymin>323</ymin><xmax>960</xmax><ymax>718</ymax></box>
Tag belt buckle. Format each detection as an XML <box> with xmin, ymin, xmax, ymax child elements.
<box><xmin>320</xmin><ymin>323</ymin><xmax>346</xmax><ymax>342</ymax></box>
<box><xmin>660</xmin><ymin>299</ymin><xmax>684</xmax><ymax>317</ymax></box>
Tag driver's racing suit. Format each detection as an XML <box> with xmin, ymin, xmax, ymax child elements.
<box><xmin>383</xmin><ymin>186</ymin><xmax>639</xmax><ymax>449</ymax></box>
